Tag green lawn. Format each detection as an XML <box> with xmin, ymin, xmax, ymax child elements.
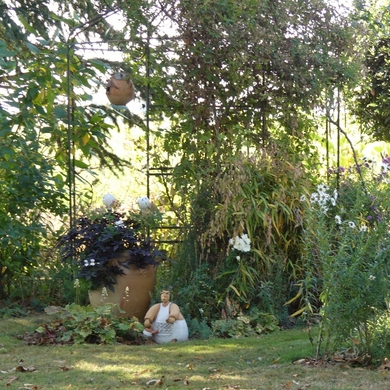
<box><xmin>0</xmin><ymin>314</ymin><xmax>389</xmax><ymax>389</ymax></box>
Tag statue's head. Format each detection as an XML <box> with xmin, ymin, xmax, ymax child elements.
<box><xmin>160</xmin><ymin>289</ymin><xmax>171</xmax><ymax>303</ymax></box>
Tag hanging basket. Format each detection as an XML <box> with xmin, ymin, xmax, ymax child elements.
<box><xmin>106</xmin><ymin>72</ymin><xmax>135</xmax><ymax>106</ymax></box>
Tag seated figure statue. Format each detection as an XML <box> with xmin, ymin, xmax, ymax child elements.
<box><xmin>143</xmin><ymin>289</ymin><xmax>189</xmax><ymax>343</ymax></box>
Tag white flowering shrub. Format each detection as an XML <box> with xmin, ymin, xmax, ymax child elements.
<box><xmin>229</xmin><ymin>234</ymin><xmax>251</xmax><ymax>253</ymax></box>
<box><xmin>300</xmin><ymin>158</ymin><xmax>390</xmax><ymax>362</ymax></box>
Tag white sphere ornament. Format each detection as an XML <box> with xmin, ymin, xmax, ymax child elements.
<box><xmin>137</xmin><ymin>196</ymin><xmax>151</xmax><ymax>210</ymax></box>
<box><xmin>103</xmin><ymin>193</ymin><xmax>116</xmax><ymax>208</ymax></box>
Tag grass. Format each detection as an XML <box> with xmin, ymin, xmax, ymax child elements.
<box><xmin>0</xmin><ymin>314</ymin><xmax>390</xmax><ymax>389</ymax></box>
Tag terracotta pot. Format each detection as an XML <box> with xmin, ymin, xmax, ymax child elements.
<box><xmin>88</xmin><ymin>264</ymin><xmax>157</xmax><ymax>321</ymax></box>
<box><xmin>106</xmin><ymin>73</ymin><xmax>135</xmax><ymax>106</ymax></box>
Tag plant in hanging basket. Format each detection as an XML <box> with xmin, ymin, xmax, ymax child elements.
<box><xmin>57</xmin><ymin>205</ymin><xmax>163</xmax><ymax>292</ymax></box>
<box><xmin>106</xmin><ymin>72</ymin><xmax>135</xmax><ymax>106</ymax></box>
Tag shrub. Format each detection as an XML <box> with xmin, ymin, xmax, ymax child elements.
<box><xmin>300</xmin><ymin>158</ymin><xmax>390</xmax><ymax>362</ymax></box>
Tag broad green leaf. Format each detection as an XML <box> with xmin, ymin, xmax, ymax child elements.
<box><xmin>25</xmin><ymin>41</ymin><xmax>40</xmax><ymax>54</ymax></box>
<box><xmin>54</xmin><ymin>106</ymin><xmax>67</xmax><ymax>119</ymax></box>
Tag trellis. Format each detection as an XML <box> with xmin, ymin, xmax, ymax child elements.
<box><xmin>65</xmin><ymin>14</ymin><xmax>182</xmax><ymax>245</ymax></box>
<box><xmin>65</xmin><ymin>10</ymin><xmax>347</xmax><ymax>245</ymax></box>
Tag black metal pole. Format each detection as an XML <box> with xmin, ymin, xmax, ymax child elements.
<box><xmin>146</xmin><ymin>28</ymin><xmax>151</xmax><ymax>200</ymax></box>
<box><xmin>66</xmin><ymin>42</ymin><xmax>75</xmax><ymax>230</ymax></box>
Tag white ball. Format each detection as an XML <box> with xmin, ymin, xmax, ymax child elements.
<box><xmin>103</xmin><ymin>193</ymin><xmax>116</xmax><ymax>208</ymax></box>
<box><xmin>137</xmin><ymin>196</ymin><xmax>151</xmax><ymax>210</ymax></box>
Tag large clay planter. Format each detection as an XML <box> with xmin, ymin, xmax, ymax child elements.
<box><xmin>106</xmin><ymin>73</ymin><xmax>135</xmax><ymax>106</ymax></box>
<box><xmin>88</xmin><ymin>264</ymin><xmax>157</xmax><ymax>321</ymax></box>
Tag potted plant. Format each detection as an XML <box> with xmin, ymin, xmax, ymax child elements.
<box><xmin>57</xmin><ymin>196</ymin><xmax>162</xmax><ymax>320</ymax></box>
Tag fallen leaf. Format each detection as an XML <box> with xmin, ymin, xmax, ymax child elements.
<box><xmin>60</xmin><ymin>366</ymin><xmax>71</xmax><ymax>371</ymax></box>
<box><xmin>14</xmin><ymin>366</ymin><xmax>37</xmax><ymax>373</ymax></box>
<box><xmin>378</xmin><ymin>358</ymin><xmax>390</xmax><ymax>371</ymax></box>
<box><xmin>138</xmin><ymin>369</ymin><xmax>149</xmax><ymax>375</ymax></box>
<box><xmin>21</xmin><ymin>384</ymin><xmax>39</xmax><ymax>390</ymax></box>
<box><xmin>146</xmin><ymin>375</ymin><xmax>164</xmax><ymax>386</ymax></box>
<box><xmin>186</xmin><ymin>363</ymin><xmax>194</xmax><ymax>370</ymax></box>
<box><xmin>6</xmin><ymin>376</ymin><xmax>18</xmax><ymax>386</ymax></box>
<box><xmin>350</xmin><ymin>337</ymin><xmax>360</xmax><ymax>345</ymax></box>
<box><xmin>194</xmin><ymin>355</ymin><xmax>205</xmax><ymax>360</ymax></box>
<box><xmin>272</xmin><ymin>357</ymin><xmax>280</xmax><ymax>364</ymax></box>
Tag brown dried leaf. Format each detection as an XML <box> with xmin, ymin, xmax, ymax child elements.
<box><xmin>194</xmin><ymin>355</ymin><xmax>205</xmax><ymax>360</ymax></box>
<box><xmin>378</xmin><ymin>358</ymin><xmax>390</xmax><ymax>371</ymax></box>
<box><xmin>6</xmin><ymin>376</ymin><xmax>18</xmax><ymax>386</ymax></box>
<box><xmin>145</xmin><ymin>375</ymin><xmax>164</xmax><ymax>386</ymax></box>
<box><xmin>15</xmin><ymin>366</ymin><xmax>37</xmax><ymax>373</ymax></box>
<box><xmin>350</xmin><ymin>337</ymin><xmax>360</xmax><ymax>345</ymax></box>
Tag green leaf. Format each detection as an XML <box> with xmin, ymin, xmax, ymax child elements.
<box><xmin>25</xmin><ymin>41</ymin><xmax>40</xmax><ymax>54</ymax></box>
<box><xmin>0</xmin><ymin>40</ymin><xmax>15</xmax><ymax>57</ymax></box>
<box><xmin>18</xmin><ymin>14</ymin><xmax>38</xmax><ymax>36</ymax></box>
<box><xmin>54</xmin><ymin>106</ymin><xmax>67</xmax><ymax>119</ymax></box>
<box><xmin>74</xmin><ymin>159</ymin><xmax>89</xmax><ymax>169</ymax></box>
<box><xmin>36</xmin><ymin>326</ymin><xmax>45</xmax><ymax>333</ymax></box>
<box><xmin>89</xmin><ymin>59</ymin><xmax>110</xmax><ymax>73</ymax></box>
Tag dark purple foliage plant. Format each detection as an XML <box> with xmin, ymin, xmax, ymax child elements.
<box><xmin>57</xmin><ymin>211</ymin><xmax>161</xmax><ymax>292</ymax></box>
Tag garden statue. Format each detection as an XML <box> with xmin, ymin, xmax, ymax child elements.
<box><xmin>143</xmin><ymin>289</ymin><xmax>189</xmax><ymax>343</ymax></box>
